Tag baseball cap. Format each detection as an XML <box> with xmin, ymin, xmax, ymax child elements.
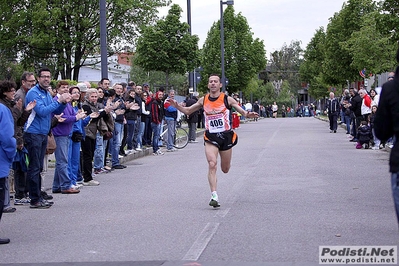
<box><xmin>76</xmin><ymin>82</ymin><xmax>88</xmax><ymax>92</ymax></box>
<box><xmin>143</xmin><ymin>83</ymin><xmax>149</xmax><ymax>87</ymax></box>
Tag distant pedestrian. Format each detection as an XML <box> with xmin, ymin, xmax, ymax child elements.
<box><xmin>325</xmin><ymin>92</ymin><xmax>339</xmax><ymax>133</ymax></box>
<box><xmin>253</xmin><ymin>101</ymin><xmax>260</xmax><ymax>121</ymax></box>
<box><xmin>272</xmin><ymin>102</ymin><xmax>278</xmax><ymax>118</ymax></box>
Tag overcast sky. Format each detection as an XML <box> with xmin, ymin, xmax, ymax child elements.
<box><xmin>159</xmin><ymin>0</ymin><xmax>347</xmax><ymax>58</ymax></box>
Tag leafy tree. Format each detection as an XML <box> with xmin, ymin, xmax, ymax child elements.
<box><xmin>267</xmin><ymin>41</ymin><xmax>303</xmax><ymax>95</ymax></box>
<box><xmin>200</xmin><ymin>6</ymin><xmax>267</xmax><ymax>94</ymax></box>
<box><xmin>0</xmin><ymin>0</ymin><xmax>170</xmax><ymax>80</ymax></box>
<box><xmin>134</xmin><ymin>4</ymin><xmax>200</xmax><ymax>88</ymax></box>
<box><xmin>342</xmin><ymin>11</ymin><xmax>397</xmax><ymax>75</ymax></box>
<box><xmin>300</xmin><ymin>28</ymin><xmax>330</xmax><ymax>99</ymax></box>
<box><xmin>379</xmin><ymin>0</ymin><xmax>399</xmax><ymax>42</ymax></box>
<box><xmin>257</xmin><ymin>82</ymin><xmax>276</xmax><ymax>104</ymax></box>
<box><xmin>131</xmin><ymin>55</ymin><xmax>188</xmax><ymax>95</ymax></box>
<box><xmin>323</xmin><ymin>0</ymin><xmax>377</xmax><ymax>85</ymax></box>
<box><xmin>276</xmin><ymin>80</ymin><xmax>294</xmax><ymax>106</ymax></box>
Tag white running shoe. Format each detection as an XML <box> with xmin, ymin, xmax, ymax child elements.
<box><xmin>209</xmin><ymin>193</ymin><xmax>220</xmax><ymax>208</ymax></box>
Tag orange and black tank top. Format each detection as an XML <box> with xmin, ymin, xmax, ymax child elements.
<box><xmin>203</xmin><ymin>93</ymin><xmax>232</xmax><ymax>133</ymax></box>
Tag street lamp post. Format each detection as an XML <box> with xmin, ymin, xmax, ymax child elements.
<box><xmin>99</xmin><ymin>0</ymin><xmax>108</xmax><ymax>79</ymax></box>
<box><xmin>187</xmin><ymin>0</ymin><xmax>194</xmax><ymax>90</ymax></box>
<box><xmin>220</xmin><ymin>0</ymin><xmax>234</xmax><ymax>92</ymax></box>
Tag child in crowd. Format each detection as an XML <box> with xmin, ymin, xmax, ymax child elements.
<box><xmin>369</xmin><ymin>105</ymin><xmax>381</xmax><ymax>150</ymax></box>
<box><xmin>356</xmin><ymin>120</ymin><xmax>373</xmax><ymax>149</ymax></box>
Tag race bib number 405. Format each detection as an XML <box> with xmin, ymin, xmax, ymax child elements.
<box><xmin>207</xmin><ymin>113</ymin><xmax>226</xmax><ymax>133</ymax></box>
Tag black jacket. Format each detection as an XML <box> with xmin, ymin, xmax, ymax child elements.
<box><xmin>350</xmin><ymin>93</ymin><xmax>362</xmax><ymax>117</ymax></box>
<box><xmin>124</xmin><ymin>96</ymin><xmax>138</xmax><ymax>121</ymax></box>
<box><xmin>325</xmin><ymin>98</ymin><xmax>339</xmax><ymax>114</ymax></box>
<box><xmin>375</xmin><ymin>66</ymin><xmax>399</xmax><ymax>172</ymax></box>
<box><xmin>113</xmin><ymin>95</ymin><xmax>126</xmax><ymax>124</ymax></box>
<box><xmin>356</xmin><ymin>125</ymin><xmax>372</xmax><ymax>143</ymax></box>
<box><xmin>186</xmin><ymin>97</ymin><xmax>198</xmax><ymax>123</ymax></box>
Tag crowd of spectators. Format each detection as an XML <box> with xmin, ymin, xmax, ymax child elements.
<box><xmin>0</xmin><ymin>68</ymin><xmax>205</xmax><ymax>218</ymax></box>
<box><xmin>337</xmin><ymin>79</ymin><xmax>394</xmax><ymax>150</ymax></box>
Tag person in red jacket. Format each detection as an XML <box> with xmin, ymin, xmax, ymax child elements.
<box><xmin>359</xmin><ymin>88</ymin><xmax>372</xmax><ymax>123</ymax></box>
<box><xmin>150</xmin><ymin>90</ymin><xmax>164</xmax><ymax>155</ymax></box>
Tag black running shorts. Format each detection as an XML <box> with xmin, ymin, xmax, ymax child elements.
<box><xmin>204</xmin><ymin>130</ymin><xmax>238</xmax><ymax>151</ymax></box>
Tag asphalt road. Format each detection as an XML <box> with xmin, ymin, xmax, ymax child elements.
<box><xmin>1</xmin><ymin>117</ymin><xmax>398</xmax><ymax>266</ymax></box>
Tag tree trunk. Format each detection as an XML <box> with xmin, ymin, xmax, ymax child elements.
<box><xmin>72</xmin><ymin>45</ymin><xmax>84</xmax><ymax>81</ymax></box>
<box><xmin>165</xmin><ymin>71</ymin><xmax>169</xmax><ymax>90</ymax></box>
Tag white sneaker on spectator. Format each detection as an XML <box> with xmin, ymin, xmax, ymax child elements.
<box><xmin>83</xmin><ymin>180</ymin><xmax>100</xmax><ymax>186</ymax></box>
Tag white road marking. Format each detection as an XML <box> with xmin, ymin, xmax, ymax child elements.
<box><xmin>182</xmin><ymin>222</ymin><xmax>220</xmax><ymax>261</ymax></box>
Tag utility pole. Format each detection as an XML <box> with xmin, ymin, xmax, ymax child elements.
<box><xmin>100</xmin><ymin>0</ymin><xmax>108</xmax><ymax>79</ymax></box>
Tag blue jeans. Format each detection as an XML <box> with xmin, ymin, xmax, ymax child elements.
<box><xmin>158</xmin><ymin>123</ymin><xmax>163</xmax><ymax>146</ymax></box>
<box><xmin>143</xmin><ymin>116</ymin><xmax>152</xmax><ymax>146</ymax></box>
<box><xmin>151</xmin><ymin>122</ymin><xmax>161</xmax><ymax>152</ymax></box>
<box><xmin>68</xmin><ymin>138</ymin><xmax>81</xmax><ymax>186</ymax></box>
<box><xmin>391</xmin><ymin>172</ymin><xmax>399</xmax><ymax>225</ymax></box>
<box><xmin>137</xmin><ymin>121</ymin><xmax>145</xmax><ymax>148</ymax></box>
<box><xmin>372</xmin><ymin>128</ymin><xmax>380</xmax><ymax>147</ymax></box>
<box><xmin>53</xmin><ymin>136</ymin><xmax>71</xmax><ymax>191</ymax></box>
<box><xmin>340</xmin><ymin>110</ymin><xmax>345</xmax><ymax>124</ymax></box>
<box><xmin>133</xmin><ymin>118</ymin><xmax>141</xmax><ymax>149</ymax></box>
<box><xmin>3</xmin><ymin>176</ymin><xmax>10</xmax><ymax>209</ymax></box>
<box><xmin>344</xmin><ymin>115</ymin><xmax>351</xmax><ymax>134</ymax></box>
<box><xmin>93</xmin><ymin>133</ymin><xmax>104</xmax><ymax>170</ymax></box>
<box><xmin>126</xmin><ymin>119</ymin><xmax>136</xmax><ymax>150</ymax></box>
<box><xmin>0</xmin><ymin>178</ymin><xmax>5</xmax><ymax>222</ymax></box>
<box><xmin>166</xmin><ymin>119</ymin><xmax>176</xmax><ymax>150</ymax></box>
<box><xmin>24</xmin><ymin>133</ymin><xmax>47</xmax><ymax>204</ymax></box>
<box><xmin>110</xmin><ymin>122</ymin><xmax>123</xmax><ymax>167</ymax></box>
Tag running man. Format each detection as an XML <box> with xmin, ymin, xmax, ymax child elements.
<box><xmin>168</xmin><ymin>74</ymin><xmax>259</xmax><ymax>208</ymax></box>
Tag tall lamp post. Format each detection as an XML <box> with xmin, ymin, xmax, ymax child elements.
<box><xmin>187</xmin><ymin>0</ymin><xmax>194</xmax><ymax>90</ymax></box>
<box><xmin>99</xmin><ymin>0</ymin><xmax>108</xmax><ymax>79</ymax></box>
<box><xmin>220</xmin><ymin>0</ymin><xmax>234</xmax><ymax>92</ymax></box>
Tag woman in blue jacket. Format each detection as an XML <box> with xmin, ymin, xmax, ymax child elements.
<box><xmin>68</xmin><ymin>86</ymin><xmax>97</xmax><ymax>188</ymax></box>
